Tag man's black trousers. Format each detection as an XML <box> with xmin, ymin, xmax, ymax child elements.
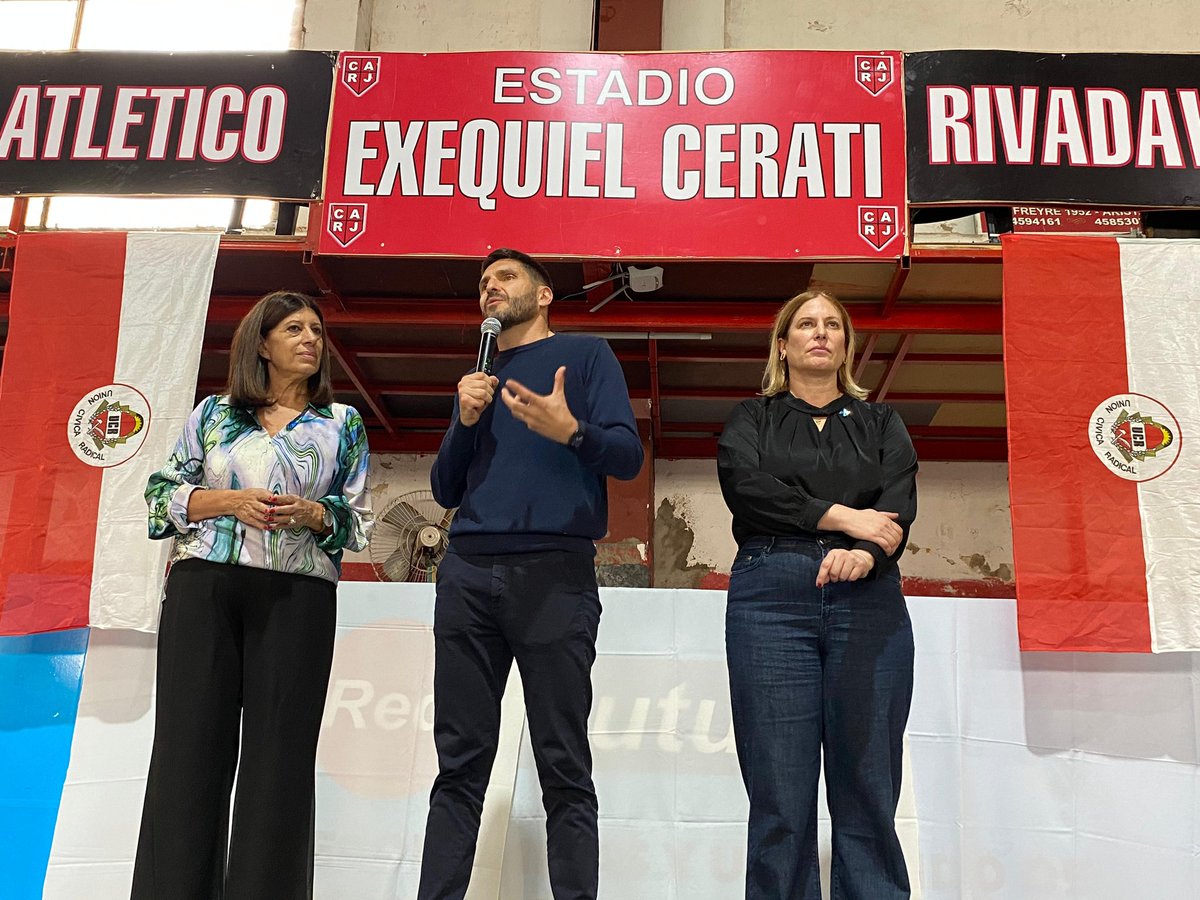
<box><xmin>417</xmin><ymin>549</ymin><xmax>602</xmax><ymax>900</ymax></box>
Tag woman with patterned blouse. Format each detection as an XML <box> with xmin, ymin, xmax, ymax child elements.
<box><xmin>131</xmin><ymin>290</ymin><xmax>372</xmax><ymax>900</ymax></box>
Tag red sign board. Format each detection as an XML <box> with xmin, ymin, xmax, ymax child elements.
<box><xmin>1010</xmin><ymin>206</ymin><xmax>1143</xmax><ymax>234</ymax></box>
<box><xmin>320</xmin><ymin>51</ymin><xmax>906</xmax><ymax>259</ymax></box>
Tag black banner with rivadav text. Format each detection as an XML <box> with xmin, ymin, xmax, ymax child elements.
<box><xmin>907</xmin><ymin>50</ymin><xmax>1200</xmax><ymax>207</ymax></box>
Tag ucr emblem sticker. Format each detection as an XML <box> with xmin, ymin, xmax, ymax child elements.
<box><xmin>68</xmin><ymin>384</ymin><xmax>151</xmax><ymax>468</ymax></box>
<box><xmin>1089</xmin><ymin>394</ymin><xmax>1181</xmax><ymax>482</ymax></box>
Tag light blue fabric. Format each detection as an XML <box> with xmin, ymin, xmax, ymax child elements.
<box><xmin>0</xmin><ymin>628</ymin><xmax>88</xmax><ymax>900</ymax></box>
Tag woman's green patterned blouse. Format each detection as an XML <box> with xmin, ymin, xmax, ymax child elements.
<box><xmin>146</xmin><ymin>396</ymin><xmax>373</xmax><ymax>583</ymax></box>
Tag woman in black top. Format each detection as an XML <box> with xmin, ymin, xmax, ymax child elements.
<box><xmin>717</xmin><ymin>290</ymin><xmax>918</xmax><ymax>900</ymax></box>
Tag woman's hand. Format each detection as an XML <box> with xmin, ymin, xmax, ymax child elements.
<box><xmin>811</xmin><ymin>547</ymin><xmax>878</xmax><ymax>588</ymax></box>
<box><xmin>188</xmin><ymin>488</ymin><xmax>276</xmax><ymax>529</ymax></box>
<box><xmin>816</xmin><ymin>548</ymin><xmax>875</xmax><ymax>587</ymax></box>
<box><xmin>186</xmin><ymin>489</ymin><xmax>326</xmax><ymax>533</ymax></box>
<box><xmin>820</xmin><ymin>505</ymin><xmax>903</xmax><ymax>554</ymax></box>
<box><xmin>227</xmin><ymin>488</ymin><xmax>278</xmax><ymax>530</ymax></box>
<box><xmin>272</xmin><ymin>494</ymin><xmax>328</xmax><ymax>532</ymax></box>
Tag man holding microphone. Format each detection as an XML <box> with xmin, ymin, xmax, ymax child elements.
<box><xmin>419</xmin><ymin>248</ymin><xmax>644</xmax><ymax>900</ymax></box>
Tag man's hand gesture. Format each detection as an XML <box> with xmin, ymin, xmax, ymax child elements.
<box><xmin>458</xmin><ymin>371</ymin><xmax>498</xmax><ymax>427</ymax></box>
<box><xmin>502</xmin><ymin>366</ymin><xmax>578</xmax><ymax>444</ymax></box>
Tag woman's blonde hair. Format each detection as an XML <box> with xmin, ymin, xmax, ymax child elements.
<box><xmin>760</xmin><ymin>290</ymin><xmax>868</xmax><ymax>400</ymax></box>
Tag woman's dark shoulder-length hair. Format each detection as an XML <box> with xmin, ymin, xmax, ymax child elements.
<box><xmin>225</xmin><ymin>290</ymin><xmax>334</xmax><ymax>408</ymax></box>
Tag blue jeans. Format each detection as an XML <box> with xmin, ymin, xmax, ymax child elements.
<box><xmin>726</xmin><ymin>538</ymin><xmax>914</xmax><ymax>900</ymax></box>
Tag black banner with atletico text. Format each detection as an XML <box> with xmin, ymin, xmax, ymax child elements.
<box><xmin>0</xmin><ymin>51</ymin><xmax>335</xmax><ymax>200</ymax></box>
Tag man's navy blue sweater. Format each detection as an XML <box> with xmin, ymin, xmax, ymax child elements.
<box><xmin>431</xmin><ymin>333</ymin><xmax>644</xmax><ymax>555</ymax></box>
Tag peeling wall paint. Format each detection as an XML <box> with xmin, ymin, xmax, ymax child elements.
<box><xmin>653</xmin><ymin>460</ymin><xmax>738</xmax><ymax>572</ymax></box>
<box><xmin>653</xmin><ymin>497</ymin><xmax>720</xmax><ymax>588</ymax></box>
<box><xmin>352</xmin><ymin>455</ymin><xmax>1016</xmax><ymax>596</ymax></box>
<box><xmin>653</xmin><ymin>459</ymin><xmax>1016</xmax><ymax>595</ymax></box>
<box><xmin>903</xmin><ymin>462</ymin><xmax>1013</xmax><ymax>587</ymax></box>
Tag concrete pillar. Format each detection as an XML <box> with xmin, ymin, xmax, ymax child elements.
<box><xmin>370</xmin><ymin>0</ymin><xmax>593</xmax><ymax>52</ymax></box>
<box><xmin>596</xmin><ymin>426</ymin><xmax>654</xmax><ymax>588</ymax></box>
<box><xmin>662</xmin><ymin>0</ymin><xmax>725</xmax><ymax>50</ymax></box>
<box><xmin>299</xmin><ymin>0</ymin><xmax>375</xmax><ymax>50</ymax></box>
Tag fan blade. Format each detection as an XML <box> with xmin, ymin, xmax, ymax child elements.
<box><xmin>415</xmin><ymin>544</ymin><xmax>445</xmax><ymax>583</ymax></box>
<box><xmin>380</xmin><ymin>543</ymin><xmax>413</xmax><ymax>582</ymax></box>
<box><xmin>439</xmin><ymin>507</ymin><xmax>455</xmax><ymax>530</ymax></box>
<box><xmin>381</xmin><ymin>501</ymin><xmax>432</xmax><ymax>530</ymax></box>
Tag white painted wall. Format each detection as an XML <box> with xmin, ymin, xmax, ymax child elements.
<box><xmin>342</xmin><ymin>453</ymin><xmax>439</xmax><ymax>568</ymax></box>
<box><xmin>300</xmin><ymin>0</ymin><xmax>593</xmax><ymax>51</ymax></box>
<box><xmin>903</xmin><ymin>462</ymin><xmax>1012</xmax><ymax>583</ymax></box>
<box><xmin>304</xmin><ymin>0</ymin><xmax>1200</xmax><ymax>54</ymax></box>
<box><xmin>664</xmin><ymin>0</ymin><xmax>1200</xmax><ymax>52</ymax></box>
<box><xmin>662</xmin><ymin>0</ymin><xmax>725</xmax><ymax>51</ymax></box>
<box><xmin>299</xmin><ymin>0</ymin><xmax>374</xmax><ymax>51</ymax></box>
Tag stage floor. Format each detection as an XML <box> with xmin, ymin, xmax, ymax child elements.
<box><xmin>5</xmin><ymin>586</ymin><xmax>1198</xmax><ymax>899</ymax></box>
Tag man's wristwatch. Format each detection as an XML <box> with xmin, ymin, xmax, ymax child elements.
<box><xmin>568</xmin><ymin>422</ymin><xmax>586</xmax><ymax>449</ymax></box>
<box><xmin>321</xmin><ymin>505</ymin><xmax>334</xmax><ymax>530</ymax></box>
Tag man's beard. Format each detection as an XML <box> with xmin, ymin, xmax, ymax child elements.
<box><xmin>491</xmin><ymin>287</ymin><xmax>539</xmax><ymax>329</ymax></box>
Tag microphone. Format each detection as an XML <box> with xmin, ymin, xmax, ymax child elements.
<box><xmin>477</xmin><ymin>317</ymin><xmax>501</xmax><ymax>375</ymax></box>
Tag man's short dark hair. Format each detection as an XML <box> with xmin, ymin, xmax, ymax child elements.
<box><xmin>482</xmin><ymin>248</ymin><xmax>554</xmax><ymax>295</ymax></box>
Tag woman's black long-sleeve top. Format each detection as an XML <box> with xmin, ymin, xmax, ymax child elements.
<box><xmin>716</xmin><ymin>392</ymin><xmax>918</xmax><ymax>576</ymax></box>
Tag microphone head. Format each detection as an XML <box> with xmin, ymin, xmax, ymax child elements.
<box><xmin>481</xmin><ymin>317</ymin><xmax>502</xmax><ymax>336</ymax></box>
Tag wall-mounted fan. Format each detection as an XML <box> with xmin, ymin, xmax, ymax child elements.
<box><xmin>369</xmin><ymin>490</ymin><xmax>455</xmax><ymax>582</ymax></box>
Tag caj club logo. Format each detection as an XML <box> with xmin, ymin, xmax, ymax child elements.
<box><xmin>341</xmin><ymin>54</ymin><xmax>381</xmax><ymax>96</ymax></box>
<box><xmin>327</xmin><ymin>203</ymin><xmax>368</xmax><ymax>248</ymax></box>
<box><xmin>858</xmin><ymin>206</ymin><xmax>899</xmax><ymax>251</ymax></box>
<box><xmin>68</xmin><ymin>383</ymin><xmax>150</xmax><ymax>468</ymax></box>
<box><xmin>1089</xmin><ymin>393</ymin><xmax>1182</xmax><ymax>482</ymax></box>
<box><xmin>854</xmin><ymin>55</ymin><xmax>895</xmax><ymax>96</ymax></box>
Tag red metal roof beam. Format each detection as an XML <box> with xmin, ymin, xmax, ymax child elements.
<box><xmin>324</xmin><ymin>330</ymin><xmax>396</xmax><ymax>435</ymax></box>
<box><xmin>7</xmin><ymin>198</ymin><xmax>28</xmax><ymax>236</ymax></box>
<box><xmin>853</xmin><ymin>333</ymin><xmax>879</xmax><ymax>382</ymax></box>
<box><xmin>205</xmin><ymin>298</ymin><xmax>1002</xmax><ymax>334</ymax></box>
<box><xmin>873</xmin><ymin>333</ymin><xmax>914</xmax><ymax>402</ymax></box>
<box><xmin>648</xmin><ymin>338</ymin><xmax>662</xmax><ymax>450</ymax></box>
<box><xmin>302</xmin><ymin>250</ymin><xmax>347</xmax><ymax>311</ymax></box>
<box><xmin>879</xmin><ymin>257</ymin><xmax>911</xmax><ymax>318</ymax></box>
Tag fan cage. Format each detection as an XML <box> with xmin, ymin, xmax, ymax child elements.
<box><xmin>368</xmin><ymin>490</ymin><xmax>454</xmax><ymax>583</ymax></box>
